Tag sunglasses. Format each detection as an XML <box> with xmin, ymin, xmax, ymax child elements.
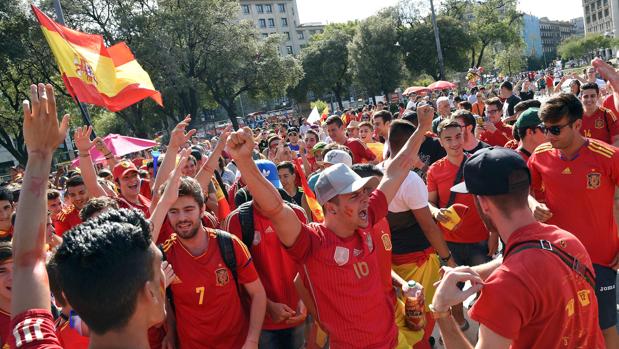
<box><xmin>540</xmin><ymin>122</ymin><xmax>572</xmax><ymax>136</ymax></box>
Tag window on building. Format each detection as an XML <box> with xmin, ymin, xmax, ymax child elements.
<box><xmin>286</xmin><ymin>46</ymin><xmax>293</xmax><ymax>55</ymax></box>
<box><xmin>297</xmin><ymin>31</ymin><xmax>304</xmax><ymax>40</ymax></box>
<box><xmin>256</xmin><ymin>4</ymin><xmax>263</xmax><ymax>13</ymax></box>
<box><xmin>284</xmin><ymin>32</ymin><xmax>290</xmax><ymax>40</ymax></box>
<box><xmin>265</xmin><ymin>4</ymin><xmax>272</xmax><ymax>13</ymax></box>
<box><xmin>242</xmin><ymin>4</ymin><xmax>250</xmax><ymax>14</ymax></box>
<box><xmin>603</xmin><ymin>0</ymin><xmax>607</xmax><ymax>5</ymax></box>
<box><xmin>278</xmin><ymin>3</ymin><xmax>285</xmax><ymax>12</ymax></box>
<box><xmin>262</xmin><ymin>33</ymin><xmax>269</xmax><ymax>38</ymax></box>
<box><xmin>281</xmin><ymin>18</ymin><xmax>288</xmax><ymax>27</ymax></box>
<box><xmin>592</xmin><ymin>13</ymin><xmax>597</xmax><ymax>21</ymax></box>
<box><xmin>598</xmin><ymin>11</ymin><xmax>603</xmax><ymax>19</ymax></box>
<box><xmin>268</xmin><ymin>18</ymin><xmax>275</xmax><ymax>27</ymax></box>
<box><xmin>605</xmin><ymin>9</ymin><xmax>609</xmax><ymax>16</ymax></box>
<box><xmin>259</xmin><ymin>18</ymin><xmax>266</xmax><ymax>28</ymax></box>
<box><xmin>597</xmin><ymin>0</ymin><xmax>601</xmax><ymax>7</ymax></box>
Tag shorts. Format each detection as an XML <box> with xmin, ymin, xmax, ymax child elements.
<box><xmin>593</xmin><ymin>264</ymin><xmax>617</xmax><ymax>330</ymax></box>
<box><xmin>447</xmin><ymin>240</ymin><xmax>492</xmax><ymax>267</ymax></box>
<box><xmin>259</xmin><ymin>325</ymin><xmax>305</xmax><ymax>349</ymax></box>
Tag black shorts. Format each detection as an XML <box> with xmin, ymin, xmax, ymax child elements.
<box><xmin>593</xmin><ymin>264</ymin><xmax>617</xmax><ymax>330</ymax></box>
<box><xmin>447</xmin><ymin>240</ymin><xmax>492</xmax><ymax>267</ymax></box>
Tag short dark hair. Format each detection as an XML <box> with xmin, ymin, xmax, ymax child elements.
<box><xmin>514</xmin><ymin>99</ymin><xmax>541</xmax><ymax>114</ymax></box>
<box><xmin>437</xmin><ymin>119</ymin><xmax>462</xmax><ymax>136</ymax></box>
<box><xmin>325</xmin><ymin>115</ymin><xmax>344</xmax><ymax>127</ymax></box>
<box><xmin>500</xmin><ymin>81</ymin><xmax>513</xmax><ymax>91</ymax></box>
<box><xmin>0</xmin><ymin>241</ymin><xmax>12</xmax><ymax>263</ymax></box>
<box><xmin>458</xmin><ymin>101</ymin><xmax>472</xmax><ymax>111</ymax></box>
<box><xmin>305</xmin><ymin>129</ymin><xmax>319</xmax><ymax>141</ymax></box>
<box><xmin>358</xmin><ymin>121</ymin><xmax>373</xmax><ymax>129</ymax></box>
<box><xmin>160</xmin><ymin>176</ymin><xmax>205</xmax><ymax>208</ymax></box>
<box><xmin>47</xmin><ymin>189</ymin><xmax>61</xmax><ymax>201</ymax></box>
<box><xmin>0</xmin><ymin>188</ymin><xmax>14</xmax><ymax>203</ymax></box>
<box><xmin>373</xmin><ymin>110</ymin><xmax>393</xmax><ymax>123</ymax></box>
<box><xmin>452</xmin><ymin>110</ymin><xmax>476</xmax><ymax>133</ymax></box>
<box><xmin>277</xmin><ymin>161</ymin><xmax>295</xmax><ymax>174</ymax></box>
<box><xmin>388</xmin><ymin>120</ymin><xmax>416</xmax><ymax>155</ymax></box>
<box><xmin>580</xmin><ymin>82</ymin><xmax>599</xmax><ymax>94</ymax></box>
<box><xmin>53</xmin><ymin>208</ymin><xmax>155</xmax><ymax>334</ymax></box>
<box><xmin>539</xmin><ymin>93</ymin><xmax>583</xmax><ymax>123</ymax></box>
<box><xmin>485</xmin><ymin>97</ymin><xmax>503</xmax><ymax>110</ymax></box>
<box><xmin>80</xmin><ymin>196</ymin><xmax>120</xmax><ymax>221</ymax></box>
<box><xmin>98</xmin><ymin>169</ymin><xmax>112</xmax><ymax>179</ymax></box>
<box><xmin>352</xmin><ymin>164</ymin><xmax>384</xmax><ymax>178</ymax></box>
<box><xmin>65</xmin><ymin>175</ymin><xmax>85</xmax><ymax>189</ymax></box>
<box><xmin>401</xmin><ymin>110</ymin><xmax>418</xmax><ymax>125</ymax></box>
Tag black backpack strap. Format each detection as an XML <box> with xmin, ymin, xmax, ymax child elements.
<box><xmin>504</xmin><ymin>239</ymin><xmax>596</xmax><ymax>289</ymax></box>
<box><xmin>214</xmin><ymin>229</ymin><xmax>240</xmax><ymax>295</ymax></box>
<box><xmin>239</xmin><ymin>201</ymin><xmax>255</xmax><ymax>249</ymax></box>
<box><xmin>445</xmin><ymin>157</ymin><xmax>467</xmax><ymax>208</ymax></box>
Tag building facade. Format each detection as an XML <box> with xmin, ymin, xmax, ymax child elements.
<box><xmin>582</xmin><ymin>0</ymin><xmax>619</xmax><ymax>37</ymax></box>
<box><xmin>238</xmin><ymin>0</ymin><xmax>324</xmax><ymax>55</ymax></box>
<box><xmin>523</xmin><ymin>14</ymin><xmax>543</xmax><ymax>58</ymax></box>
<box><xmin>539</xmin><ymin>17</ymin><xmax>579</xmax><ymax>58</ymax></box>
<box><xmin>571</xmin><ymin>17</ymin><xmax>585</xmax><ymax>37</ymax></box>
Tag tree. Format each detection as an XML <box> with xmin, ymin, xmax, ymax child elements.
<box><xmin>349</xmin><ymin>15</ymin><xmax>402</xmax><ymax>103</ymax></box>
<box><xmin>558</xmin><ymin>34</ymin><xmax>619</xmax><ymax>60</ymax></box>
<box><xmin>298</xmin><ymin>24</ymin><xmax>355</xmax><ymax>109</ymax></box>
<box><xmin>495</xmin><ymin>42</ymin><xmax>527</xmax><ymax>76</ymax></box>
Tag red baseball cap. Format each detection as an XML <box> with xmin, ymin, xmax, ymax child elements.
<box><xmin>113</xmin><ymin>160</ymin><xmax>139</xmax><ymax>180</ymax></box>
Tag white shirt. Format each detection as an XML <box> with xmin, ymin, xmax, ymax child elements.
<box><xmin>379</xmin><ymin>165</ymin><xmax>429</xmax><ymax>213</ymax></box>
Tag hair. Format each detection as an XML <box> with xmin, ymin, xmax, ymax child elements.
<box><xmin>481</xmin><ymin>169</ymin><xmax>531</xmax><ymax>218</ymax></box>
<box><xmin>323</xmin><ymin>143</ymin><xmax>353</xmax><ymax>158</ymax></box>
<box><xmin>539</xmin><ymin>93</ymin><xmax>583</xmax><ymax>123</ymax></box>
<box><xmin>190</xmin><ymin>149</ymin><xmax>203</xmax><ymax>162</ymax></box>
<box><xmin>325</xmin><ymin>115</ymin><xmax>344</xmax><ymax>128</ymax></box>
<box><xmin>277</xmin><ymin>161</ymin><xmax>295</xmax><ymax>174</ymax></box>
<box><xmin>358</xmin><ymin>121</ymin><xmax>373</xmax><ymax>129</ymax></box>
<box><xmin>65</xmin><ymin>175</ymin><xmax>85</xmax><ymax>189</ymax></box>
<box><xmin>47</xmin><ymin>261</ymin><xmax>66</xmax><ymax>307</ymax></box>
<box><xmin>513</xmin><ymin>99</ymin><xmax>541</xmax><ymax>115</ymax></box>
<box><xmin>0</xmin><ymin>188</ymin><xmax>14</xmax><ymax>204</ymax></box>
<box><xmin>98</xmin><ymin>169</ymin><xmax>112</xmax><ymax>179</ymax></box>
<box><xmin>373</xmin><ymin>110</ymin><xmax>393</xmax><ymax>123</ymax></box>
<box><xmin>436</xmin><ymin>96</ymin><xmax>449</xmax><ymax>106</ymax></box>
<box><xmin>388</xmin><ymin>120</ymin><xmax>416</xmax><ymax>154</ymax></box>
<box><xmin>351</xmin><ymin>164</ymin><xmax>384</xmax><ymax>178</ymax></box>
<box><xmin>305</xmin><ymin>129</ymin><xmax>319</xmax><ymax>141</ymax></box>
<box><xmin>159</xmin><ymin>176</ymin><xmax>205</xmax><ymax>208</ymax></box>
<box><xmin>53</xmin><ymin>208</ymin><xmax>155</xmax><ymax>334</ymax></box>
<box><xmin>458</xmin><ymin>101</ymin><xmax>472</xmax><ymax>111</ymax></box>
<box><xmin>452</xmin><ymin>110</ymin><xmax>476</xmax><ymax>133</ymax></box>
<box><xmin>187</xmin><ymin>155</ymin><xmax>197</xmax><ymax>166</ymax></box>
<box><xmin>0</xmin><ymin>241</ymin><xmax>12</xmax><ymax>264</ymax></box>
<box><xmin>47</xmin><ymin>189</ymin><xmax>61</xmax><ymax>201</ymax></box>
<box><xmin>500</xmin><ymin>81</ymin><xmax>513</xmax><ymax>91</ymax></box>
<box><xmin>580</xmin><ymin>82</ymin><xmax>599</xmax><ymax>94</ymax></box>
<box><xmin>401</xmin><ymin>110</ymin><xmax>418</xmax><ymax>125</ymax></box>
<box><xmin>437</xmin><ymin>119</ymin><xmax>462</xmax><ymax>136</ymax></box>
<box><xmin>484</xmin><ymin>97</ymin><xmax>503</xmax><ymax>110</ymax></box>
<box><xmin>267</xmin><ymin>136</ymin><xmax>281</xmax><ymax>147</ymax></box>
<box><xmin>80</xmin><ymin>197</ymin><xmax>120</xmax><ymax>221</ymax></box>
<box><xmin>138</xmin><ymin>170</ymin><xmax>149</xmax><ymax>179</ymax></box>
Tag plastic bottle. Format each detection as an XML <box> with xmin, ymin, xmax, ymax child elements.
<box><xmin>404</xmin><ymin>280</ymin><xmax>426</xmax><ymax>331</ymax></box>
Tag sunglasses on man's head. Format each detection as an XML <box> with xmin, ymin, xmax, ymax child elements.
<box><xmin>540</xmin><ymin>122</ymin><xmax>572</xmax><ymax>136</ymax></box>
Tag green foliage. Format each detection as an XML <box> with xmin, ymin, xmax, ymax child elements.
<box><xmin>310</xmin><ymin>100</ymin><xmax>328</xmax><ymax>114</ymax></box>
<box><xmin>494</xmin><ymin>42</ymin><xmax>527</xmax><ymax>76</ymax></box>
<box><xmin>91</xmin><ymin>110</ymin><xmax>127</xmax><ymax>136</ymax></box>
<box><xmin>557</xmin><ymin>34</ymin><xmax>619</xmax><ymax>60</ymax></box>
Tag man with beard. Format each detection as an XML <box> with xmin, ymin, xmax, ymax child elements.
<box><xmin>528</xmin><ymin>93</ymin><xmax>619</xmax><ymax>348</ymax></box>
<box><xmin>54</xmin><ymin>175</ymin><xmax>90</xmax><ymax>236</ymax></box>
<box><xmin>431</xmin><ymin>147</ymin><xmax>604</xmax><ymax>349</ymax></box>
<box><xmin>155</xmin><ymin>174</ymin><xmax>266</xmax><ymax>349</ymax></box>
<box><xmin>224</xmin><ymin>104</ymin><xmax>434</xmax><ymax>348</ymax></box>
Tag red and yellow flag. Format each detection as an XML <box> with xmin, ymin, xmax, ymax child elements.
<box><xmin>32</xmin><ymin>5</ymin><xmax>162</xmax><ymax>112</ymax></box>
<box><xmin>293</xmin><ymin>158</ymin><xmax>324</xmax><ymax>222</ymax></box>
<box><xmin>212</xmin><ymin>178</ymin><xmax>231</xmax><ymax>221</ymax></box>
<box><xmin>320</xmin><ymin>105</ymin><xmax>329</xmax><ymax>122</ymax></box>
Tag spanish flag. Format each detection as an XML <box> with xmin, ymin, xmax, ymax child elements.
<box><xmin>31</xmin><ymin>5</ymin><xmax>162</xmax><ymax>112</ymax></box>
<box><xmin>212</xmin><ymin>178</ymin><xmax>231</xmax><ymax>221</ymax></box>
<box><xmin>320</xmin><ymin>105</ymin><xmax>329</xmax><ymax>122</ymax></box>
<box><xmin>293</xmin><ymin>158</ymin><xmax>324</xmax><ymax>222</ymax></box>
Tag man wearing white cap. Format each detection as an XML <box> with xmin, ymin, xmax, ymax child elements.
<box><xmin>226</xmin><ymin>105</ymin><xmax>435</xmax><ymax>349</ymax></box>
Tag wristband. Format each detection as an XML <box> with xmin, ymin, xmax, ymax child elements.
<box><xmin>440</xmin><ymin>251</ymin><xmax>452</xmax><ymax>263</ymax></box>
<box><xmin>429</xmin><ymin>304</ymin><xmax>451</xmax><ymax>319</ymax></box>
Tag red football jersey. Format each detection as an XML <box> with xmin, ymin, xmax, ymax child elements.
<box><xmin>580</xmin><ymin>106</ymin><xmax>619</xmax><ymax>145</ymax></box>
<box><xmin>528</xmin><ymin>140</ymin><xmax>619</xmax><ymax>266</ymax></box>
<box><xmin>163</xmin><ymin>229</ymin><xmax>258</xmax><ymax>349</ymax></box>
<box><xmin>53</xmin><ymin>206</ymin><xmax>82</xmax><ymax>236</ymax></box>
<box><xmin>470</xmin><ymin>222</ymin><xmax>604</xmax><ymax>348</ymax></box>
<box><xmin>426</xmin><ymin>157</ymin><xmax>489</xmax><ymax>243</ymax></box>
<box><xmin>10</xmin><ymin>310</ymin><xmax>62</xmax><ymax>349</ymax></box>
<box><xmin>223</xmin><ymin>204</ymin><xmax>306</xmax><ymax>330</ymax></box>
<box><xmin>370</xmin><ymin>217</ymin><xmax>394</xmax><ymax>302</ymax></box>
<box><xmin>117</xmin><ymin>194</ymin><xmax>151</xmax><ymax>218</ymax></box>
<box><xmin>479</xmin><ymin>121</ymin><xmax>513</xmax><ymax>147</ymax></box>
<box><xmin>54</xmin><ymin>317</ymin><xmax>89</xmax><ymax>349</ymax></box>
<box><xmin>286</xmin><ymin>190</ymin><xmax>398</xmax><ymax>349</ymax></box>
<box><xmin>157</xmin><ymin>212</ymin><xmax>219</xmax><ymax>246</ymax></box>
<box><xmin>344</xmin><ymin>138</ymin><xmax>376</xmax><ymax>164</ymax></box>
<box><xmin>0</xmin><ymin>309</ymin><xmax>9</xmax><ymax>348</ymax></box>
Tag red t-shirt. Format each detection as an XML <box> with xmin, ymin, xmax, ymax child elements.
<box><xmin>603</xmin><ymin>94</ymin><xmax>618</xmax><ymax>117</ymax></box>
<box><xmin>286</xmin><ymin>190</ymin><xmax>398</xmax><ymax>349</ymax></box>
<box><xmin>545</xmin><ymin>76</ymin><xmax>554</xmax><ymax>89</ymax></box>
<box><xmin>54</xmin><ymin>318</ymin><xmax>89</xmax><ymax>349</ymax></box>
<box><xmin>580</xmin><ymin>106</ymin><xmax>619</xmax><ymax>145</ymax></box>
<box><xmin>504</xmin><ymin>139</ymin><xmax>518</xmax><ymax>150</ymax></box>
<box><xmin>223</xmin><ymin>204</ymin><xmax>307</xmax><ymax>330</ymax></box>
<box><xmin>10</xmin><ymin>309</ymin><xmax>62</xmax><ymax>348</ymax></box>
<box><xmin>426</xmin><ymin>157</ymin><xmax>490</xmax><ymax>243</ymax></box>
<box><xmin>470</xmin><ymin>222</ymin><xmax>605</xmax><ymax>348</ymax></box>
<box><xmin>163</xmin><ymin>229</ymin><xmax>258</xmax><ymax>349</ymax></box>
<box><xmin>0</xmin><ymin>309</ymin><xmax>9</xmax><ymax>348</ymax></box>
<box><xmin>53</xmin><ymin>205</ymin><xmax>82</xmax><ymax>236</ymax></box>
<box><xmin>528</xmin><ymin>140</ymin><xmax>619</xmax><ymax>266</ymax></box>
<box><xmin>344</xmin><ymin>138</ymin><xmax>376</xmax><ymax>164</ymax></box>
<box><xmin>157</xmin><ymin>212</ymin><xmax>219</xmax><ymax>246</ymax></box>
<box><xmin>117</xmin><ymin>194</ymin><xmax>151</xmax><ymax>218</ymax></box>
<box><xmin>371</xmin><ymin>217</ymin><xmax>394</xmax><ymax>302</ymax></box>
<box><xmin>140</xmin><ymin>179</ymin><xmax>152</xmax><ymax>200</ymax></box>
<box><xmin>479</xmin><ymin>121</ymin><xmax>513</xmax><ymax>147</ymax></box>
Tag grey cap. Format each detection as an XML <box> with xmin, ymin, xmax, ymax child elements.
<box><xmin>315</xmin><ymin>163</ymin><xmax>379</xmax><ymax>205</ymax></box>
<box><xmin>324</xmin><ymin>149</ymin><xmax>353</xmax><ymax>167</ymax></box>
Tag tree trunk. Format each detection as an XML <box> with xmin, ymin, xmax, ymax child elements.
<box><xmin>470</xmin><ymin>46</ymin><xmax>476</xmax><ymax>68</ymax></box>
<box><xmin>372</xmin><ymin>95</ymin><xmax>377</xmax><ymax>105</ymax></box>
<box><xmin>476</xmin><ymin>42</ymin><xmax>488</xmax><ymax>69</ymax></box>
<box><xmin>222</xmin><ymin>102</ymin><xmax>239</xmax><ymax>130</ymax></box>
<box><xmin>333</xmin><ymin>86</ymin><xmax>344</xmax><ymax>110</ymax></box>
<box><xmin>0</xmin><ymin>129</ymin><xmax>27</xmax><ymax>165</ymax></box>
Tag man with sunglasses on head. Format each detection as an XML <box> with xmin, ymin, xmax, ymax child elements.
<box><xmin>286</xmin><ymin>127</ymin><xmax>301</xmax><ymax>153</ymax></box>
<box><xmin>528</xmin><ymin>92</ymin><xmax>619</xmax><ymax>348</ymax></box>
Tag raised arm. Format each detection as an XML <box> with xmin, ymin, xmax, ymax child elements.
<box><xmin>227</xmin><ymin>128</ymin><xmax>302</xmax><ymax>247</ymax></box>
<box><xmin>592</xmin><ymin>58</ymin><xmax>619</xmax><ymax>147</ymax></box>
<box><xmin>378</xmin><ymin>104</ymin><xmax>434</xmax><ymax>202</ymax></box>
<box><xmin>13</xmin><ymin>83</ymin><xmax>69</xmax><ymax>314</ymax></box>
<box><xmin>74</xmin><ymin>126</ymin><xmax>107</xmax><ymax>198</ymax></box>
<box><xmin>195</xmin><ymin>126</ymin><xmax>231</xmax><ymax>193</ymax></box>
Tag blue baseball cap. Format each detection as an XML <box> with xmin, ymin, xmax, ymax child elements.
<box><xmin>255</xmin><ymin>160</ymin><xmax>282</xmax><ymax>189</ymax></box>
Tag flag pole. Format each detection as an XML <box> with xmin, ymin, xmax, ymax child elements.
<box><xmin>52</xmin><ymin>0</ymin><xmax>96</xmax><ymax>139</ymax></box>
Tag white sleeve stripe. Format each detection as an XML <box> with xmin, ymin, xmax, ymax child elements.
<box><xmin>13</xmin><ymin>318</ymin><xmax>45</xmax><ymax>347</ymax></box>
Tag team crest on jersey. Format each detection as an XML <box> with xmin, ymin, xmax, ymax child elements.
<box><xmin>334</xmin><ymin>246</ymin><xmax>350</xmax><ymax>266</ymax></box>
<box><xmin>381</xmin><ymin>233</ymin><xmax>392</xmax><ymax>251</ymax></box>
<box><xmin>215</xmin><ymin>268</ymin><xmax>230</xmax><ymax>286</ymax></box>
<box><xmin>253</xmin><ymin>230</ymin><xmax>261</xmax><ymax>246</ymax></box>
<box><xmin>586</xmin><ymin>172</ymin><xmax>601</xmax><ymax>189</ymax></box>
<box><xmin>595</xmin><ymin>118</ymin><xmax>605</xmax><ymax>129</ymax></box>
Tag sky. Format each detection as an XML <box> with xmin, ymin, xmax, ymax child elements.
<box><xmin>297</xmin><ymin>0</ymin><xmax>585</xmax><ymax>24</ymax></box>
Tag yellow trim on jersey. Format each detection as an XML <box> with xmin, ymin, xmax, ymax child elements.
<box><xmin>589</xmin><ymin>147</ymin><xmax>613</xmax><ymax>158</ymax></box>
<box><xmin>589</xmin><ymin>140</ymin><xmax>615</xmax><ymax>153</ymax></box>
<box><xmin>588</xmin><ymin>141</ymin><xmax>614</xmax><ymax>158</ymax></box>
<box><xmin>534</xmin><ymin>142</ymin><xmax>553</xmax><ymax>154</ymax></box>
<box><xmin>600</xmin><ymin>106</ymin><xmax>618</xmax><ymax>122</ymax></box>
<box><xmin>162</xmin><ymin>234</ymin><xmax>177</xmax><ymax>253</ymax></box>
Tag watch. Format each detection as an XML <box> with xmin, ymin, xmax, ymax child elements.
<box><xmin>429</xmin><ymin>303</ymin><xmax>451</xmax><ymax>319</ymax></box>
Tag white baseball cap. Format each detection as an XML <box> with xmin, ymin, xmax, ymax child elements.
<box><xmin>323</xmin><ymin>149</ymin><xmax>352</xmax><ymax>167</ymax></box>
<box><xmin>315</xmin><ymin>163</ymin><xmax>379</xmax><ymax>205</ymax></box>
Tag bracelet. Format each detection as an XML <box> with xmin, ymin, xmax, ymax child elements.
<box><xmin>440</xmin><ymin>251</ymin><xmax>452</xmax><ymax>263</ymax></box>
<box><xmin>429</xmin><ymin>303</ymin><xmax>451</xmax><ymax>319</ymax></box>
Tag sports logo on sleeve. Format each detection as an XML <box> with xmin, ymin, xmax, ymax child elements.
<box><xmin>586</xmin><ymin>172</ymin><xmax>601</xmax><ymax>189</ymax></box>
<box><xmin>334</xmin><ymin>246</ymin><xmax>350</xmax><ymax>266</ymax></box>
